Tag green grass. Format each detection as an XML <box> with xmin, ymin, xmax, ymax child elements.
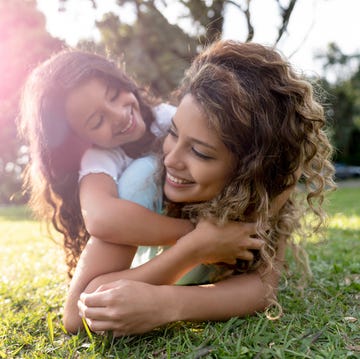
<box><xmin>0</xmin><ymin>186</ymin><xmax>359</xmax><ymax>358</ymax></box>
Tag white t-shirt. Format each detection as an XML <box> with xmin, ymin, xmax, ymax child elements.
<box><xmin>78</xmin><ymin>103</ymin><xmax>176</xmax><ymax>183</ymax></box>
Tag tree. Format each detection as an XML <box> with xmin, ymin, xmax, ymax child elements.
<box><xmin>61</xmin><ymin>0</ymin><xmax>299</xmax><ymax>97</ymax></box>
<box><xmin>317</xmin><ymin>43</ymin><xmax>360</xmax><ymax>165</ymax></box>
<box><xmin>93</xmin><ymin>2</ymin><xmax>198</xmax><ymax>98</ymax></box>
<box><xmin>0</xmin><ymin>0</ymin><xmax>62</xmax><ymax>203</ymax></box>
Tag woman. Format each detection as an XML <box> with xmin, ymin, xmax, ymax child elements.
<box><xmin>67</xmin><ymin>40</ymin><xmax>335</xmax><ymax>336</ymax></box>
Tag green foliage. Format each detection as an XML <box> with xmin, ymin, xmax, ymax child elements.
<box><xmin>0</xmin><ymin>185</ymin><xmax>359</xmax><ymax>358</ymax></box>
<box><xmin>318</xmin><ymin>43</ymin><xmax>360</xmax><ymax>165</ymax></box>
<box><xmin>94</xmin><ymin>2</ymin><xmax>198</xmax><ymax>98</ymax></box>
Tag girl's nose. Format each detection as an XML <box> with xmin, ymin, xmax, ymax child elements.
<box><xmin>108</xmin><ymin>104</ymin><xmax>127</xmax><ymax>126</ymax></box>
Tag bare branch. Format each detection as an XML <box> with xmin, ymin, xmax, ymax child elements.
<box><xmin>274</xmin><ymin>0</ymin><xmax>297</xmax><ymax>45</ymax></box>
<box><xmin>227</xmin><ymin>0</ymin><xmax>254</xmax><ymax>42</ymax></box>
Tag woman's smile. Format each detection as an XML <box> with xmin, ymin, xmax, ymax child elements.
<box><xmin>166</xmin><ymin>171</ymin><xmax>194</xmax><ymax>186</ymax></box>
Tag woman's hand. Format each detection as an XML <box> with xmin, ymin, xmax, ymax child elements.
<box><xmin>78</xmin><ymin>279</ymin><xmax>175</xmax><ymax>336</ymax></box>
<box><xmin>182</xmin><ymin>219</ymin><xmax>263</xmax><ymax>264</ymax></box>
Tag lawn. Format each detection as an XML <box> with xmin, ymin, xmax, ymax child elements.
<box><xmin>0</xmin><ymin>187</ymin><xmax>359</xmax><ymax>358</ymax></box>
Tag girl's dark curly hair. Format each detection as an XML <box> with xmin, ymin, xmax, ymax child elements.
<box><xmin>18</xmin><ymin>49</ymin><xmax>157</xmax><ymax>277</ymax></box>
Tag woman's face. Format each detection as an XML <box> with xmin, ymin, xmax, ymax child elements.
<box><xmin>65</xmin><ymin>77</ymin><xmax>146</xmax><ymax>149</ymax></box>
<box><xmin>163</xmin><ymin>94</ymin><xmax>234</xmax><ymax>203</ymax></box>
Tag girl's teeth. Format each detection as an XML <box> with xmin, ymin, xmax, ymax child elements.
<box><xmin>120</xmin><ymin>116</ymin><xmax>133</xmax><ymax>133</ymax></box>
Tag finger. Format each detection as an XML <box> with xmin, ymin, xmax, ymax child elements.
<box><xmin>220</xmin><ymin>258</ymin><xmax>237</xmax><ymax>265</ymax></box>
<box><xmin>78</xmin><ymin>299</ymin><xmax>87</xmax><ymax>317</ymax></box>
<box><xmin>85</xmin><ymin>319</ymin><xmax>119</xmax><ymax>333</ymax></box>
<box><xmin>78</xmin><ymin>301</ymin><xmax>114</xmax><ymax>321</ymax></box>
<box><xmin>80</xmin><ymin>291</ymin><xmax>109</xmax><ymax>308</ymax></box>
<box><xmin>237</xmin><ymin>250</ymin><xmax>254</xmax><ymax>261</ymax></box>
<box><xmin>245</xmin><ymin>238</ymin><xmax>265</xmax><ymax>250</ymax></box>
<box><xmin>235</xmin><ymin>222</ymin><xmax>257</xmax><ymax>235</ymax></box>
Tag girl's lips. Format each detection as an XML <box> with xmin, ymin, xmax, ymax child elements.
<box><xmin>166</xmin><ymin>172</ymin><xmax>194</xmax><ymax>186</ymax></box>
<box><xmin>120</xmin><ymin>116</ymin><xmax>134</xmax><ymax>134</ymax></box>
<box><xmin>114</xmin><ymin>106</ymin><xmax>136</xmax><ymax>136</ymax></box>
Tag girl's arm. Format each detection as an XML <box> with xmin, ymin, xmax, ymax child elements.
<box><xmin>79</xmin><ymin>172</ymin><xmax>193</xmax><ymax>246</ymax></box>
<box><xmin>79</xmin><ymin>238</ymin><xmax>286</xmax><ymax>336</ymax></box>
<box><xmin>85</xmin><ymin>220</ymin><xmax>260</xmax><ymax>288</ymax></box>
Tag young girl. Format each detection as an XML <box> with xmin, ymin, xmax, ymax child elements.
<box><xmin>70</xmin><ymin>40</ymin><xmax>335</xmax><ymax>336</ymax></box>
<box><xmin>18</xmin><ymin>49</ymin><xmax>260</xmax><ymax>279</ymax></box>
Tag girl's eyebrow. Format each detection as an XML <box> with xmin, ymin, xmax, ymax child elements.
<box><xmin>171</xmin><ymin>118</ymin><xmax>217</xmax><ymax>151</ymax></box>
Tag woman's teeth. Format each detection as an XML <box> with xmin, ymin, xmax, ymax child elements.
<box><xmin>167</xmin><ymin>172</ymin><xmax>192</xmax><ymax>184</ymax></box>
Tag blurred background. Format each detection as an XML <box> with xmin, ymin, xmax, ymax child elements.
<box><xmin>1</xmin><ymin>0</ymin><xmax>360</xmax><ymax>205</ymax></box>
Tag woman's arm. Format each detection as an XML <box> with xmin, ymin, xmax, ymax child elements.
<box><xmin>79</xmin><ymin>238</ymin><xmax>286</xmax><ymax>336</ymax></box>
<box><xmin>79</xmin><ymin>173</ymin><xmax>193</xmax><ymax>245</ymax></box>
<box><xmin>63</xmin><ymin>237</ymin><xmax>137</xmax><ymax>333</ymax></box>
<box><xmin>63</xmin><ymin>220</ymin><xmax>261</xmax><ymax>333</ymax></box>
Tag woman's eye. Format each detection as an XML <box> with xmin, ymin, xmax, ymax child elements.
<box><xmin>91</xmin><ymin>115</ymin><xmax>104</xmax><ymax>130</ymax></box>
<box><xmin>167</xmin><ymin>127</ymin><xmax>178</xmax><ymax>138</ymax></box>
<box><xmin>192</xmin><ymin>147</ymin><xmax>214</xmax><ymax>160</ymax></box>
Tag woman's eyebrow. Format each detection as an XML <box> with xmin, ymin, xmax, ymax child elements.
<box><xmin>171</xmin><ymin>119</ymin><xmax>217</xmax><ymax>151</ymax></box>
<box><xmin>190</xmin><ymin>137</ymin><xmax>217</xmax><ymax>150</ymax></box>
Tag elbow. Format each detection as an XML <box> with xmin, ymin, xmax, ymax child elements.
<box><xmin>257</xmin><ymin>278</ymin><xmax>281</xmax><ymax>315</ymax></box>
<box><xmin>254</xmin><ymin>269</ymin><xmax>281</xmax><ymax>313</ymax></box>
<box><xmin>63</xmin><ymin>312</ymin><xmax>83</xmax><ymax>335</ymax></box>
<box><xmin>83</xmin><ymin>213</ymin><xmax>110</xmax><ymax>238</ymax></box>
<box><xmin>63</xmin><ymin>293</ymin><xmax>85</xmax><ymax>334</ymax></box>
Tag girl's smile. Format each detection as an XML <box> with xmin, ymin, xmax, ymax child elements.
<box><xmin>65</xmin><ymin>77</ymin><xmax>146</xmax><ymax>149</ymax></box>
<box><xmin>113</xmin><ymin>105</ymin><xmax>135</xmax><ymax>136</ymax></box>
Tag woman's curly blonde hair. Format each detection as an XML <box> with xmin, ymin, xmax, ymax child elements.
<box><xmin>167</xmin><ymin>40</ymin><xmax>336</xmax><ymax>315</ymax></box>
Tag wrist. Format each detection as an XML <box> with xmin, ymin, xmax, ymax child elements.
<box><xmin>175</xmin><ymin>232</ymin><xmax>203</xmax><ymax>266</ymax></box>
<box><xmin>160</xmin><ymin>285</ymin><xmax>182</xmax><ymax>323</ymax></box>
<box><xmin>177</xmin><ymin>219</ymin><xmax>196</xmax><ymax>238</ymax></box>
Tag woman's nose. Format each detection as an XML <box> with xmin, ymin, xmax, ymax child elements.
<box><xmin>163</xmin><ymin>140</ymin><xmax>186</xmax><ymax>171</ymax></box>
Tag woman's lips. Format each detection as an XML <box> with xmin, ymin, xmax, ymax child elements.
<box><xmin>166</xmin><ymin>172</ymin><xmax>193</xmax><ymax>185</ymax></box>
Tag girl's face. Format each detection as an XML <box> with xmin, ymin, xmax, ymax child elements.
<box><xmin>163</xmin><ymin>94</ymin><xmax>234</xmax><ymax>203</ymax></box>
<box><xmin>65</xmin><ymin>77</ymin><xmax>146</xmax><ymax>149</ymax></box>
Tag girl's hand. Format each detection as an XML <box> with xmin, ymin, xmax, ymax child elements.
<box><xmin>78</xmin><ymin>279</ymin><xmax>174</xmax><ymax>336</ymax></box>
<box><xmin>183</xmin><ymin>219</ymin><xmax>263</xmax><ymax>264</ymax></box>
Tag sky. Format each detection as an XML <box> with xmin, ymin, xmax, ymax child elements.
<box><xmin>37</xmin><ymin>0</ymin><xmax>360</xmax><ymax>79</ymax></box>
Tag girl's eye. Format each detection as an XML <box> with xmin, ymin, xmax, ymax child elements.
<box><xmin>109</xmin><ymin>88</ymin><xmax>120</xmax><ymax>102</ymax></box>
<box><xmin>192</xmin><ymin>147</ymin><xmax>214</xmax><ymax>160</ymax></box>
<box><xmin>91</xmin><ymin>115</ymin><xmax>104</xmax><ymax>130</ymax></box>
